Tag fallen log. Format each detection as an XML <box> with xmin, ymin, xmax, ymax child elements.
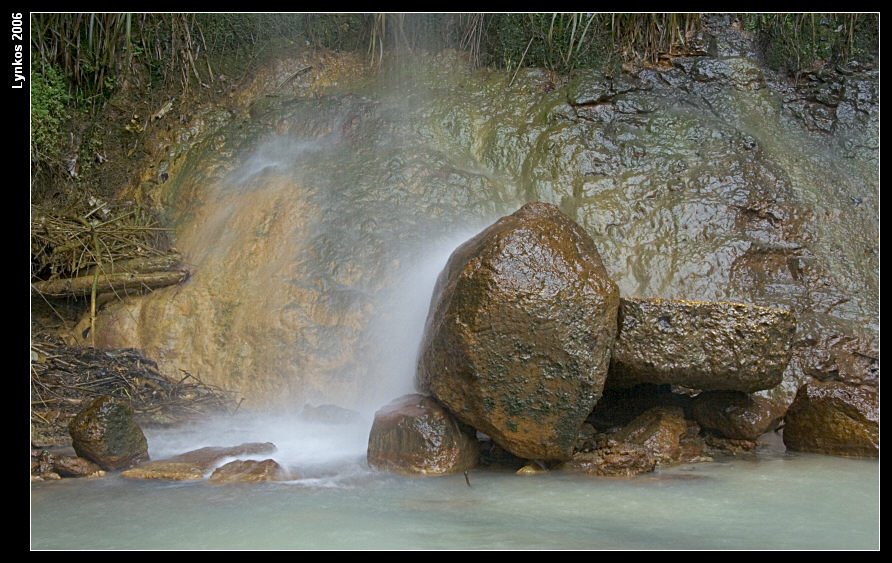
<box><xmin>85</xmin><ymin>252</ymin><xmax>182</xmax><ymax>277</ymax></box>
<box><xmin>32</xmin><ymin>270</ymin><xmax>188</xmax><ymax>297</ymax></box>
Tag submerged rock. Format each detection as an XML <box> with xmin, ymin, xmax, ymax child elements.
<box><xmin>693</xmin><ymin>390</ymin><xmax>785</xmax><ymax>441</ymax></box>
<box><xmin>208</xmin><ymin>459</ymin><xmax>290</xmax><ymax>484</ymax></box>
<box><xmin>417</xmin><ymin>202</ymin><xmax>620</xmax><ymax>461</ymax></box>
<box><xmin>300</xmin><ymin>403</ymin><xmax>364</xmax><ymax>425</ymax></box>
<box><xmin>782</xmin><ymin>381</ymin><xmax>878</xmax><ymax>457</ymax></box>
<box><xmin>367</xmin><ymin>394</ymin><xmax>478</xmax><ymax>476</ymax></box>
<box><xmin>610</xmin><ymin>298</ymin><xmax>796</xmax><ymax>392</ymax></box>
<box><xmin>122</xmin><ymin>442</ymin><xmax>277</xmax><ymax>480</ymax></box>
<box><xmin>68</xmin><ymin>396</ymin><xmax>149</xmax><ymax>470</ymax></box>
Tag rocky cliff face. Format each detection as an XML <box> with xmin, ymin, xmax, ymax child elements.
<box><xmin>85</xmin><ymin>21</ymin><xmax>877</xmax><ymax>410</ymax></box>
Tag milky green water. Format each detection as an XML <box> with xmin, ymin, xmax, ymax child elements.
<box><xmin>30</xmin><ymin>417</ymin><xmax>879</xmax><ymax>550</ymax></box>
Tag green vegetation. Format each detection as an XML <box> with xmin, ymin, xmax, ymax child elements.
<box><xmin>743</xmin><ymin>13</ymin><xmax>879</xmax><ymax>74</ymax></box>
<box><xmin>483</xmin><ymin>13</ymin><xmax>702</xmax><ymax>73</ymax></box>
<box><xmin>30</xmin><ymin>65</ymin><xmax>71</xmax><ymax>175</ymax></box>
<box><xmin>29</xmin><ymin>13</ymin><xmax>878</xmax><ymax>199</ymax></box>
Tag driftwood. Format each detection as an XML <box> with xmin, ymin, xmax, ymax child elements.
<box><xmin>32</xmin><ymin>270</ymin><xmax>188</xmax><ymax>297</ymax></box>
<box><xmin>85</xmin><ymin>252</ymin><xmax>182</xmax><ymax>276</ymax></box>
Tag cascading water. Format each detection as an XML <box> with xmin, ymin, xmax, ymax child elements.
<box><xmin>32</xmin><ymin>45</ymin><xmax>878</xmax><ymax>549</ymax></box>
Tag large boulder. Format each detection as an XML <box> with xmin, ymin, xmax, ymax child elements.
<box><xmin>783</xmin><ymin>381</ymin><xmax>878</xmax><ymax>457</ymax></box>
<box><xmin>367</xmin><ymin>394</ymin><xmax>478</xmax><ymax>476</ymax></box>
<box><xmin>416</xmin><ymin>202</ymin><xmax>620</xmax><ymax>461</ymax></box>
<box><xmin>610</xmin><ymin>298</ymin><xmax>797</xmax><ymax>392</ymax></box>
<box><xmin>68</xmin><ymin>396</ymin><xmax>149</xmax><ymax>470</ymax></box>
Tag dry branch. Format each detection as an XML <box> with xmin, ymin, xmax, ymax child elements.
<box><xmin>85</xmin><ymin>252</ymin><xmax>183</xmax><ymax>276</ymax></box>
<box><xmin>32</xmin><ymin>270</ymin><xmax>188</xmax><ymax>297</ymax></box>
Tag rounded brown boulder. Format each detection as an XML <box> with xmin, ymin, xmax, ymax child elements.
<box><xmin>68</xmin><ymin>396</ymin><xmax>149</xmax><ymax>470</ymax></box>
<box><xmin>416</xmin><ymin>202</ymin><xmax>620</xmax><ymax>461</ymax></box>
<box><xmin>367</xmin><ymin>394</ymin><xmax>479</xmax><ymax>476</ymax></box>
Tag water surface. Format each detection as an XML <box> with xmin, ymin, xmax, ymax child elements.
<box><xmin>31</xmin><ymin>416</ymin><xmax>879</xmax><ymax>550</ymax></box>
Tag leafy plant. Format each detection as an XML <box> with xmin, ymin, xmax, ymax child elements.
<box><xmin>30</xmin><ymin>65</ymin><xmax>71</xmax><ymax>174</ymax></box>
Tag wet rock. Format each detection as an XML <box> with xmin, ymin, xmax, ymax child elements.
<box><xmin>610</xmin><ymin>298</ymin><xmax>797</xmax><ymax>393</ymax></box>
<box><xmin>690</xmin><ymin>57</ymin><xmax>765</xmax><ymax>89</ymax></box>
<box><xmin>783</xmin><ymin>381</ymin><xmax>878</xmax><ymax>457</ymax></box>
<box><xmin>91</xmin><ymin>46</ymin><xmax>876</xmax><ymax>421</ymax></box>
<box><xmin>516</xmin><ymin>463</ymin><xmax>549</xmax><ymax>475</ymax></box>
<box><xmin>559</xmin><ymin>446</ymin><xmax>656</xmax><ymax>478</ymax></box>
<box><xmin>121</xmin><ymin>461</ymin><xmax>207</xmax><ymax>481</ymax></box>
<box><xmin>208</xmin><ymin>459</ymin><xmax>290</xmax><ymax>484</ymax></box>
<box><xmin>693</xmin><ymin>391</ymin><xmax>785</xmax><ymax>441</ymax></box>
<box><xmin>367</xmin><ymin>394</ymin><xmax>479</xmax><ymax>476</ymax></box>
<box><xmin>68</xmin><ymin>396</ymin><xmax>149</xmax><ymax>470</ymax></box>
<box><xmin>573</xmin><ymin>423</ymin><xmax>598</xmax><ymax>452</ymax></box>
<box><xmin>612</xmin><ymin>406</ymin><xmax>690</xmax><ymax>465</ymax></box>
<box><xmin>300</xmin><ymin>403</ymin><xmax>364</xmax><ymax>425</ymax></box>
<box><xmin>417</xmin><ymin>202</ymin><xmax>620</xmax><ymax>461</ymax></box>
<box><xmin>121</xmin><ymin>442</ymin><xmax>277</xmax><ymax>480</ymax></box>
<box><xmin>704</xmin><ymin>433</ymin><xmax>758</xmax><ymax>455</ymax></box>
<box><xmin>50</xmin><ymin>455</ymin><xmax>104</xmax><ymax>478</ymax></box>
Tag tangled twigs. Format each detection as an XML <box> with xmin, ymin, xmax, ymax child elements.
<box><xmin>30</xmin><ymin>333</ymin><xmax>237</xmax><ymax>446</ymax></box>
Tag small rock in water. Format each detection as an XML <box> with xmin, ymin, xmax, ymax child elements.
<box><xmin>783</xmin><ymin>381</ymin><xmax>878</xmax><ymax>457</ymax></box>
<box><xmin>367</xmin><ymin>394</ymin><xmax>478</xmax><ymax>476</ymax></box>
<box><xmin>68</xmin><ymin>396</ymin><xmax>149</xmax><ymax>470</ymax></box>
<box><xmin>208</xmin><ymin>459</ymin><xmax>290</xmax><ymax>484</ymax></box>
<box><xmin>693</xmin><ymin>390</ymin><xmax>785</xmax><ymax>441</ymax></box>
<box><xmin>559</xmin><ymin>446</ymin><xmax>657</xmax><ymax>478</ymax></box>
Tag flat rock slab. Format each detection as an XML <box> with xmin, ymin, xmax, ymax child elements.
<box><xmin>121</xmin><ymin>442</ymin><xmax>277</xmax><ymax>480</ymax></box>
<box><xmin>367</xmin><ymin>394</ymin><xmax>478</xmax><ymax>476</ymax></box>
<box><xmin>417</xmin><ymin>202</ymin><xmax>620</xmax><ymax>461</ymax></box>
<box><xmin>610</xmin><ymin>298</ymin><xmax>796</xmax><ymax>392</ymax></box>
<box><xmin>783</xmin><ymin>381</ymin><xmax>878</xmax><ymax>457</ymax></box>
<box><xmin>208</xmin><ymin>459</ymin><xmax>290</xmax><ymax>484</ymax></box>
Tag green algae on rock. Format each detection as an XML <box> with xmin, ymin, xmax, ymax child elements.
<box><xmin>610</xmin><ymin>298</ymin><xmax>797</xmax><ymax>393</ymax></box>
<box><xmin>417</xmin><ymin>202</ymin><xmax>620</xmax><ymax>461</ymax></box>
